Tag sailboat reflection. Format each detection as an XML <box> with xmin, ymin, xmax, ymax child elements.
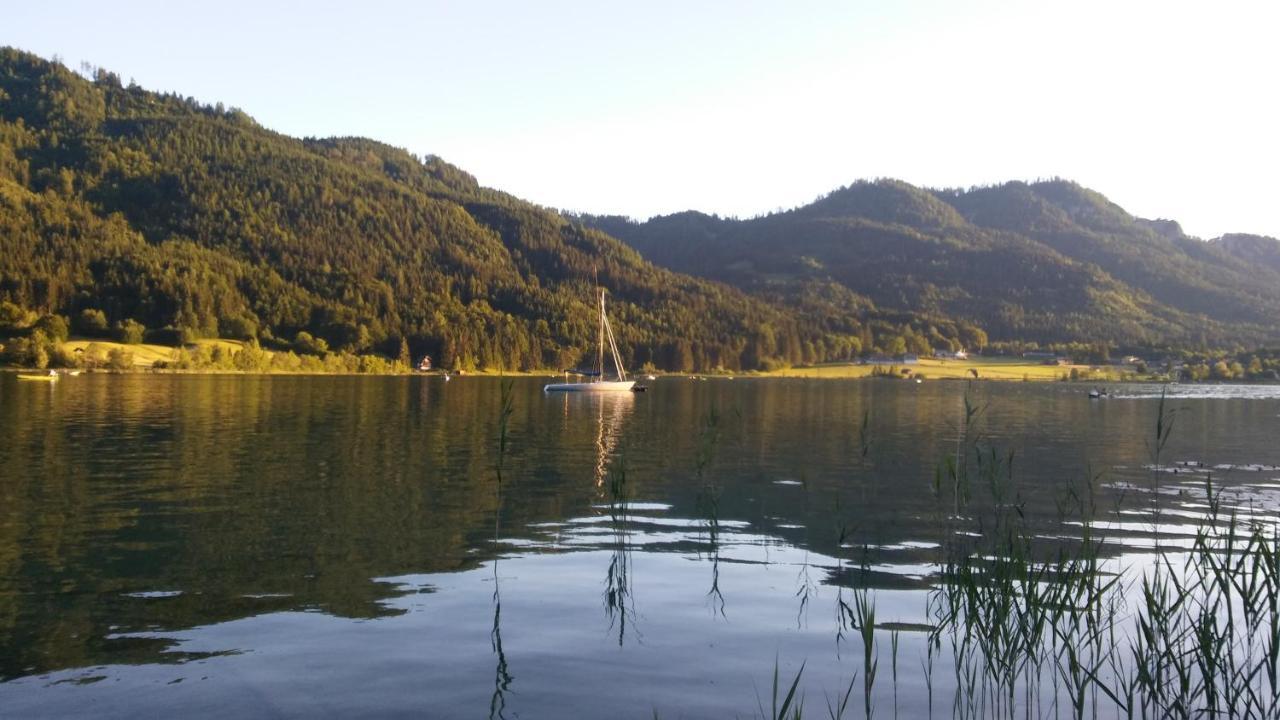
<box><xmin>587</xmin><ymin>393</ymin><xmax>639</xmax><ymax>644</ymax></box>
<box><xmin>552</xmin><ymin>391</ymin><xmax>635</xmax><ymax>488</ymax></box>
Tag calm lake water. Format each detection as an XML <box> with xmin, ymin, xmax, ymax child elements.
<box><xmin>1</xmin><ymin>374</ymin><xmax>1279</xmax><ymax>718</ymax></box>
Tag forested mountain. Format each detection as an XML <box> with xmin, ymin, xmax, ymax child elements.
<box><xmin>1212</xmin><ymin>233</ymin><xmax>1280</xmax><ymax>275</ymax></box>
<box><xmin>585</xmin><ymin>180</ymin><xmax>1280</xmax><ymax>348</ymax></box>
<box><xmin>4</xmin><ymin>48</ymin><xmax>1274</xmax><ymax>371</ymax></box>
<box><xmin>0</xmin><ymin>48</ymin><xmax>978</xmax><ymax>371</ymax></box>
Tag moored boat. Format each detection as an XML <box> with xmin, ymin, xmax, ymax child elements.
<box><xmin>545</xmin><ymin>288</ymin><xmax>635</xmax><ymax>393</ymax></box>
<box><xmin>544</xmin><ymin>379</ymin><xmax>636</xmax><ymax>393</ymax></box>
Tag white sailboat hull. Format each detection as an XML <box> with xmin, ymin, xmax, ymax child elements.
<box><xmin>544</xmin><ymin>380</ymin><xmax>636</xmax><ymax>393</ymax></box>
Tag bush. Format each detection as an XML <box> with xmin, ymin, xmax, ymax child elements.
<box><xmin>114</xmin><ymin>319</ymin><xmax>146</xmax><ymax>344</ymax></box>
<box><xmin>50</xmin><ymin>345</ymin><xmax>79</xmax><ymax>368</ymax></box>
<box><xmin>74</xmin><ymin>308</ymin><xmax>110</xmax><ymax>337</ymax></box>
<box><xmin>232</xmin><ymin>340</ymin><xmax>269</xmax><ymax>372</ymax></box>
<box><xmin>35</xmin><ymin>314</ymin><xmax>70</xmax><ymax>342</ymax></box>
<box><xmin>107</xmin><ymin>347</ymin><xmax>134</xmax><ymax>370</ymax></box>
<box><xmin>293</xmin><ymin>331</ymin><xmax>329</xmax><ymax>356</ymax></box>
<box><xmin>221</xmin><ymin>315</ymin><xmax>258</xmax><ymax>340</ymax></box>
<box><xmin>0</xmin><ymin>301</ymin><xmax>36</xmax><ymax>331</ymax></box>
<box><xmin>3</xmin><ymin>330</ymin><xmax>54</xmax><ymax>368</ymax></box>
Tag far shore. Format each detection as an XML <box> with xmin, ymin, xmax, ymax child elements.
<box><xmin>3</xmin><ymin>340</ymin><xmax>1169</xmax><ymax>383</ymax></box>
<box><xmin>11</xmin><ymin>336</ymin><xmax>1250</xmax><ymax>384</ymax></box>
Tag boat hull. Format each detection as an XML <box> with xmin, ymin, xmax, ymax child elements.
<box><xmin>543</xmin><ymin>380</ymin><xmax>636</xmax><ymax>393</ymax></box>
<box><xmin>18</xmin><ymin>374</ymin><xmax>58</xmax><ymax>382</ymax></box>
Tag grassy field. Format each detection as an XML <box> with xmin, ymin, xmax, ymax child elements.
<box><xmin>51</xmin><ymin>341</ymin><xmax>1121</xmax><ymax>381</ymax></box>
<box><xmin>62</xmin><ymin>338</ymin><xmax>247</xmax><ymax>368</ymax></box>
<box><xmin>769</xmin><ymin>357</ymin><xmax>1120</xmax><ymax>381</ymax></box>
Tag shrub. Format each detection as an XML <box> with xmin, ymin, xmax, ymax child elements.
<box><xmin>0</xmin><ymin>301</ymin><xmax>36</xmax><ymax>331</ymax></box>
<box><xmin>35</xmin><ymin>314</ymin><xmax>70</xmax><ymax>342</ymax></box>
<box><xmin>293</xmin><ymin>331</ymin><xmax>329</xmax><ymax>356</ymax></box>
<box><xmin>221</xmin><ymin>315</ymin><xmax>258</xmax><ymax>340</ymax></box>
<box><xmin>114</xmin><ymin>319</ymin><xmax>146</xmax><ymax>344</ymax></box>
<box><xmin>107</xmin><ymin>347</ymin><xmax>134</xmax><ymax>370</ymax></box>
<box><xmin>74</xmin><ymin>308</ymin><xmax>110</xmax><ymax>337</ymax></box>
<box><xmin>232</xmin><ymin>340</ymin><xmax>269</xmax><ymax>372</ymax></box>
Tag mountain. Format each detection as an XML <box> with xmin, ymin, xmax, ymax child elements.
<box><xmin>584</xmin><ymin>179</ymin><xmax>1280</xmax><ymax>348</ymax></box>
<box><xmin>1</xmin><ymin>48</ymin><xmax>976</xmax><ymax>372</ymax></box>
<box><xmin>1212</xmin><ymin>233</ymin><xmax>1280</xmax><ymax>275</ymax></box>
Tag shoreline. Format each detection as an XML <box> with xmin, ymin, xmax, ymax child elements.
<box><xmin>10</xmin><ymin>366</ymin><xmax>1272</xmax><ymax>385</ymax></box>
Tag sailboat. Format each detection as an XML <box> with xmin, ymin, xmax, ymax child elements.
<box><xmin>544</xmin><ymin>288</ymin><xmax>636</xmax><ymax>392</ymax></box>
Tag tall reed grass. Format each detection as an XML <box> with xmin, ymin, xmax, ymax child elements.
<box><xmin>765</xmin><ymin>386</ymin><xmax>1280</xmax><ymax>718</ymax></box>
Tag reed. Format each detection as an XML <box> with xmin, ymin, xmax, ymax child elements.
<box><xmin>487</xmin><ymin>377</ymin><xmax>516</xmax><ymax>720</ymax></box>
<box><xmin>764</xmin><ymin>384</ymin><xmax>1280</xmax><ymax>718</ymax></box>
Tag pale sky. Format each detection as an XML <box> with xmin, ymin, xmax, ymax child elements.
<box><xmin>5</xmin><ymin>1</ymin><xmax>1278</xmax><ymax>238</ymax></box>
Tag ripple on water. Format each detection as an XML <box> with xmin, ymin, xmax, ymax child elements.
<box><xmin>1110</xmin><ymin>383</ymin><xmax>1280</xmax><ymax>400</ymax></box>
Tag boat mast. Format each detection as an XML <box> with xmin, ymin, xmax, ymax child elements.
<box><xmin>597</xmin><ymin>287</ymin><xmax>606</xmax><ymax>383</ymax></box>
<box><xmin>601</xmin><ymin>291</ymin><xmax>627</xmax><ymax>382</ymax></box>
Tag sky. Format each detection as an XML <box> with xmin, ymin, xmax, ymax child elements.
<box><xmin>4</xmin><ymin>0</ymin><xmax>1278</xmax><ymax>238</ymax></box>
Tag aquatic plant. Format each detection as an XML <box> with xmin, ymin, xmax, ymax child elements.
<box><xmin>765</xmin><ymin>383</ymin><xmax>1280</xmax><ymax>718</ymax></box>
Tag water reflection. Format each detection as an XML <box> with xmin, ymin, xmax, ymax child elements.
<box><xmin>1</xmin><ymin>375</ymin><xmax>1278</xmax><ymax>717</ymax></box>
<box><xmin>489</xmin><ymin>381</ymin><xmax>514</xmax><ymax>720</ymax></box>
<box><xmin>602</xmin><ymin>457</ymin><xmax>636</xmax><ymax>646</ymax></box>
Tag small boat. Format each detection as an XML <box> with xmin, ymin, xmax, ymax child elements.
<box><xmin>68</xmin><ymin>370</ymin><xmax>82</xmax><ymax>376</ymax></box>
<box><xmin>1089</xmin><ymin>388</ymin><xmax>1108</xmax><ymax>399</ymax></box>
<box><xmin>646</xmin><ymin>374</ymin><xmax>656</xmax><ymax>381</ymax></box>
<box><xmin>18</xmin><ymin>370</ymin><xmax>59</xmax><ymax>382</ymax></box>
<box><xmin>545</xmin><ymin>288</ymin><xmax>635</xmax><ymax>393</ymax></box>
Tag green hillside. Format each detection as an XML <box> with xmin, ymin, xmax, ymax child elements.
<box><xmin>4</xmin><ymin>47</ymin><xmax>1275</xmax><ymax>371</ymax></box>
<box><xmin>586</xmin><ymin>179</ymin><xmax>1280</xmax><ymax>349</ymax></box>
<box><xmin>0</xmin><ymin>48</ymin><xmax>972</xmax><ymax>372</ymax></box>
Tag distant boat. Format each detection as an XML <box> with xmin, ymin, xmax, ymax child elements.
<box><xmin>18</xmin><ymin>370</ymin><xmax>59</xmax><ymax>382</ymax></box>
<box><xmin>545</xmin><ymin>288</ymin><xmax>635</xmax><ymax>393</ymax></box>
<box><xmin>1089</xmin><ymin>388</ymin><xmax>1108</xmax><ymax>399</ymax></box>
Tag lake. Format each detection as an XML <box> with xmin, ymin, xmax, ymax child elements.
<box><xmin>2</xmin><ymin>374</ymin><xmax>1279</xmax><ymax>718</ymax></box>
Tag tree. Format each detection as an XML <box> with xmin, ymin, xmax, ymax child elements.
<box><xmin>293</xmin><ymin>331</ymin><xmax>329</xmax><ymax>356</ymax></box>
<box><xmin>1247</xmin><ymin>356</ymin><xmax>1264</xmax><ymax>378</ymax></box>
<box><xmin>0</xmin><ymin>301</ymin><xmax>36</xmax><ymax>331</ymax></box>
<box><xmin>114</xmin><ymin>319</ymin><xmax>146</xmax><ymax>344</ymax></box>
<box><xmin>221</xmin><ymin>315</ymin><xmax>258</xmax><ymax>340</ymax></box>
<box><xmin>34</xmin><ymin>314</ymin><xmax>70</xmax><ymax>342</ymax></box>
<box><xmin>397</xmin><ymin>337</ymin><xmax>411</xmax><ymax>367</ymax></box>
<box><xmin>75</xmin><ymin>308</ymin><xmax>110</xmax><ymax>336</ymax></box>
<box><xmin>107</xmin><ymin>347</ymin><xmax>134</xmax><ymax>370</ymax></box>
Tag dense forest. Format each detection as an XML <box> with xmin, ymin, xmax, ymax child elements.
<box><xmin>583</xmin><ymin>180</ymin><xmax>1280</xmax><ymax>351</ymax></box>
<box><xmin>0</xmin><ymin>48</ymin><xmax>990</xmax><ymax>372</ymax></box>
<box><xmin>2</xmin><ymin>48</ymin><xmax>1276</xmax><ymax>372</ymax></box>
